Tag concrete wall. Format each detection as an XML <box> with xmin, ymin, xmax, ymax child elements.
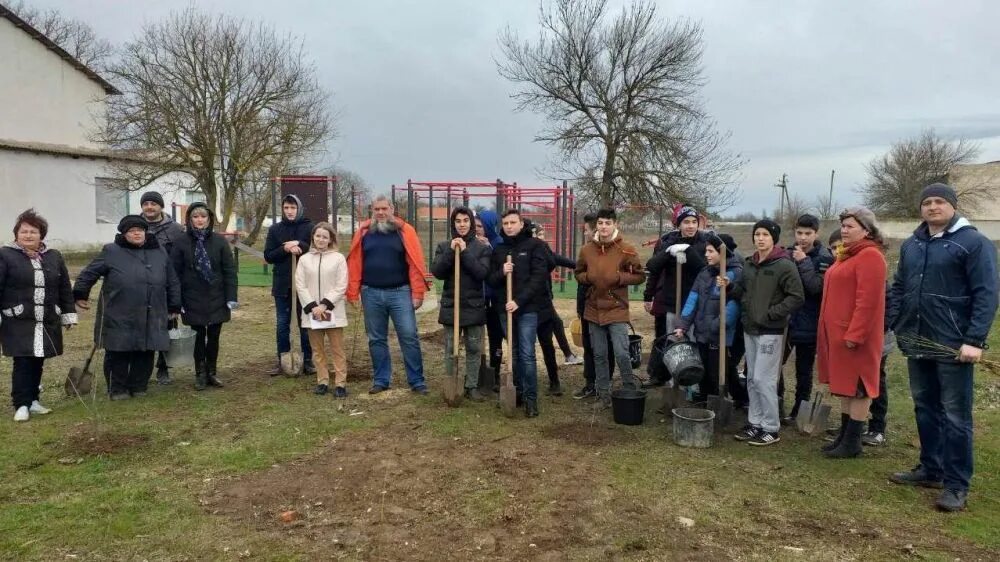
<box><xmin>0</xmin><ymin>149</ymin><xmax>192</xmax><ymax>250</ymax></box>
<box><xmin>0</xmin><ymin>16</ymin><xmax>106</xmax><ymax>148</ymax></box>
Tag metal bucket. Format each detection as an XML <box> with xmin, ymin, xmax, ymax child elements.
<box><xmin>165</xmin><ymin>326</ymin><xmax>196</xmax><ymax>368</ymax></box>
<box><xmin>627</xmin><ymin>324</ymin><xmax>642</xmax><ymax>368</ymax></box>
<box><xmin>672</xmin><ymin>407</ymin><xmax>715</xmax><ymax>448</ymax></box>
<box><xmin>663</xmin><ymin>338</ymin><xmax>704</xmax><ymax>386</ymax></box>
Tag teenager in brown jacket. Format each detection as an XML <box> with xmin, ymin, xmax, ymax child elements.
<box><xmin>575</xmin><ymin>209</ymin><xmax>646</xmax><ymax>409</ymax></box>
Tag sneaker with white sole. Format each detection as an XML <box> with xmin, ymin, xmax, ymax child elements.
<box><xmin>749</xmin><ymin>431</ymin><xmax>781</xmax><ymax>446</ymax></box>
<box><xmin>861</xmin><ymin>431</ymin><xmax>886</xmax><ymax>447</ymax></box>
<box><xmin>563</xmin><ymin>354</ymin><xmax>583</xmax><ymax>366</ymax></box>
<box><xmin>29</xmin><ymin>400</ymin><xmax>51</xmax><ymax>415</ymax></box>
<box><xmin>734</xmin><ymin>426</ymin><xmax>761</xmax><ymax>442</ymax></box>
<box><xmin>14</xmin><ymin>406</ymin><xmax>30</xmax><ymax>422</ymax></box>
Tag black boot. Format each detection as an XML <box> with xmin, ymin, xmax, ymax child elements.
<box><xmin>524</xmin><ymin>398</ymin><xmax>539</xmax><ymax>418</ymax></box>
<box><xmin>824</xmin><ymin>419</ymin><xmax>865</xmax><ymax>458</ymax></box>
<box><xmin>194</xmin><ymin>361</ymin><xmax>207</xmax><ymax>391</ymax></box>
<box><xmin>206</xmin><ymin>358</ymin><xmax>223</xmax><ymax>388</ymax></box>
<box><xmin>821</xmin><ymin>413</ymin><xmax>850</xmax><ymax>452</ymax></box>
<box><xmin>156</xmin><ymin>367</ymin><xmax>172</xmax><ymax>385</ymax></box>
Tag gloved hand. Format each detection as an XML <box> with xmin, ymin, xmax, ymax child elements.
<box><xmin>666</xmin><ymin>244</ymin><xmax>690</xmax><ymax>257</ymax></box>
<box><xmin>675</xmin><ymin>251</ymin><xmax>687</xmax><ymax>265</ymax></box>
<box><xmin>227</xmin><ymin>301</ymin><xmax>240</xmax><ymax>310</ymax></box>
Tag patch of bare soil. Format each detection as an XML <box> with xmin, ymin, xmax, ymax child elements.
<box><xmin>63</xmin><ymin>429</ymin><xmax>150</xmax><ymax>456</ymax></box>
<box><xmin>540</xmin><ymin>421</ymin><xmax>637</xmax><ymax>447</ymax></box>
<box><xmin>204</xmin><ymin>425</ymin><xmax>723</xmax><ymax>561</ymax></box>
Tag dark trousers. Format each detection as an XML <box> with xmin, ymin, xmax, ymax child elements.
<box><xmin>582</xmin><ymin>319</ymin><xmax>614</xmax><ymax>387</ymax></box>
<box><xmin>486</xmin><ymin>300</ymin><xmax>504</xmax><ymax>374</ymax></box>
<box><xmin>868</xmin><ymin>354</ymin><xmax>890</xmax><ymax>433</ymax></box>
<box><xmin>193</xmin><ymin>323</ymin><xmax>223</xmax><ymax>367</ymax></box>
<box><xmin>274</xmin><ymin>292</ymin><xmax>313</xmax><ymax>363</ymax></box>
<box><xmin>11</xmin><ymin>357</ymin><xmax>44</xmax><ymax>409</ymax></box>
<box><xmin>778</xmin><ymin>341</ymin><xmax>816</xmax><ymax>415</ymax></box>
<box><xmin>156</xmin><ymin>352</ymin><xmax>168</xmax><ymax>372</ymax></box>
<box><xmin>537</xmin><ymin>316</ymin><xmax>560</xmax><ymax>386</ymax></box>
<box><xmin>550</xmin><ymin>314</ymin><xmax>572</xmax><ymax>357</ymax></box>
<box><xmin>695</xmin><ymin>343</ymin><xmax>721</xmax><ymax>401</ymax></box>
<box><xmin>908</xmin><ymin>358</ymin><xmax>974</xmax><ymax>491</ymax></box>
<box><xmin>654</xmin><ymin>314</ymin><xmax>667</xmax><ymax>341</ymax></box>
<box><xmin>104</xmin><ymin>350</ymin><xmax>155</xmax><ymax>395</ymax></box>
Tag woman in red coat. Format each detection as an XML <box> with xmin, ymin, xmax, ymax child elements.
<box><xmin>817</xmin><ymin>206</ymin><xmax>886</xmax><ymax>458</ymax></box>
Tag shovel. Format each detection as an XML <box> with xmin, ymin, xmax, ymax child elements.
<box><xmin>663</xmin><ymin>259</ymin><xmax>687</xmax><ymax>413</ymax></box>
<box><xmin>279</xmin><ymin>252</ymin><xmax>304</xmax><ymax>376</ymax></box>
<box><xmin>477</xmin><ymin>350</ymin><xmax>496</xmax><ymax>396</ymax></box>
<box><xmin>442</xmin><ymin>246</ymin><xmax>464</xmax><ymax>407</ymax></box>
<box><xmin>798</xmin><ymin>390</ymin><xmax>832</xmax><ymax>436</ymax></box>
<box><xmin>499</xmin><ymin>255</ymin><xmax>518</xmax><ymax>417</ymax></box>
<box><xmin>65</xmin><ymin>342</ymin><xmax>98</xmax><ymax>397</ymax></box>
<box><xmin>706</xmin><ymin>244</ymin><xmax>734</xmax><ymax>431</ymax></box>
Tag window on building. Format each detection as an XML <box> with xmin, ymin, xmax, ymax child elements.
<box><xmin>95</xmin><ymin>178</ymin><xmax>128</xmax><ymax>224</ymax></box>
<box><xmin>186</xmin><ymin>189</ymin><xmax>205</xmax><ymax>204</ymax></box>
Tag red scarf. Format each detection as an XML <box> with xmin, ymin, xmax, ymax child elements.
<box><xmin>836</xmin><ymin>238</ymin><xmax>880</xmax><ymax>261</ymax></box>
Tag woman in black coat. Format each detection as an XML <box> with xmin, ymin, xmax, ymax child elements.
<box><xmin>73</xmin><ymin>215</ymin><xmax>182</xmax><ymax>400</ymax></box>
<box><xmin>1</xmin><ymin>209</ymin><xmax>77</xmax><ymax>422</ymax></box>
<box><xmin>171</xmin><ymin>203</ymin><xmax>238</xmax><ymax>390</ymax></box>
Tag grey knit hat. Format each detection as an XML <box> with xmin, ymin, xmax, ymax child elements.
<box><xmin>839</xmin><ymin>206</ymin><xmax>878</xmax><ymax>234</ymax></box>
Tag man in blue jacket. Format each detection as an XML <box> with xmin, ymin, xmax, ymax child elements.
<box><xmin>263</xmin><ymin>195</ymin><xmax>314</xmax><ymax>375</ymax></box>
<box><xmin>888</xmin><ymin>183</ymin><xmax>999</xmax><ymax>512</ymax></box>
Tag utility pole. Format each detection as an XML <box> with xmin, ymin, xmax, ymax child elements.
<box><xmin>775</xmin><ymin>173</ymin><xmax>789</xmax><ymax>221</ymax></box>
<box><xmin>828</xmin><ymin>169</ymin><xmax>836</xmax><ymax>218</ymax></box>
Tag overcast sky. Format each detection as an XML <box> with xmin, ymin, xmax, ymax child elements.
<box><xmin>35</xmin><ymin>0</ymin><xmax>1000</xmax><ymax>214</ymax></box>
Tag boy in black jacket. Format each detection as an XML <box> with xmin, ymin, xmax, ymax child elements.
<box><xmin>263</xmin><ymin>195</ymin><xmax>314</xmax><ymax>375</ymax></box>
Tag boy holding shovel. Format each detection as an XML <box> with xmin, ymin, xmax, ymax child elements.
<box><xmin>431</xmin><ymin>207</ymin><xmax>492</xmax><ymax>401</ymax></box>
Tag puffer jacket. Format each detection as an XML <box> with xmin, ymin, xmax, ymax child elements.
<box><xmin>431</xmin><ymin>207</ymin><xmax>492</xmax><ymax>327</ymax></box>
<box><xmin>295</xmin><ymin>246</ymin><xmax>349</xmax><ymax>329</ymax></box>
<box><xmin>171</xmin><ymin>203</ymin><xmax>238</xmax><ymax>327</ymax></box>
<box><xmin>575</xmin><ymin>231</ymin><xmax>646</xmax><ymax>326</ymax></box>
<box><xmin>487</xmin><ymin>228</ymin><xmax>550</xmax><ymax>315</ymax></box>
<box><xmin>677</xmin><ymin>254</ymin><xmax>742</xmax><ymax>346</ymax></box>
<box><xmin>644</xmin><ymin>230</ymin><xmax>710</xmax><ymax>315</ymax></box>
<box><xmin>787</xmin><ymin>241</ymin><xmax>834</xmax><ymax>344</ymax></box>
<box><xmin>729</xmin><ymin>246</ymin><xmax>805</xmax><ymax>336</ymax></box>
<box><xmin>889</xmin><ymin>215</ymin><xmax>999</xmax><ymax>354</ymax></box>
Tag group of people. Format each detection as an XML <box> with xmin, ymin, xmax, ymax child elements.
<box><xmin>1</xmin><ymin>183</ymin><xmax>996</xmax><ymax>512</ymax></box>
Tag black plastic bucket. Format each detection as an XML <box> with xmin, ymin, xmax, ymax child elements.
<box><xmin>663</xmin><ymin>338</ymin><xmax>704</xmax><ymax>386</ymax></box>
<box><xmin>611</xmin><ymin>388</ymin><xmax>647</xmax><ymax>426</ymax></box>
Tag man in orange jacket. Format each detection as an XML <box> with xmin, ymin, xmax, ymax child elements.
<box><xmin>346</xmin><ymin>195</ymin><xmax>431</xmax><ymax>394</ymax></box>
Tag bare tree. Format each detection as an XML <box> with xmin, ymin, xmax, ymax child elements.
<box><xmin>94</xmin><ymin>7</ymin><xmax>333</xmax><ymax>231</ymax></box>
<box><xmin>7</xmin><ymin>1</ymin><xmax>114</xmax><ymax>71</ymax></box>
<box><xmin>772</xmin><ymin>194</ymin><xmax>814</xmax><ymax>232</ymax></box>
<box><xmin>321</xmin><ymin>165</ymin><xmax>371</xmax><ymax>216</ymax></box>
<box><xmin>860</xmin><ymin>130</ymin><xmax>983</xmax><ymax>218</ymax></box>
<box><xmin>497</xmin><ymin>0</ymin><xmax>743</xmax><ymax>210</ymax></box>
<box><xmin>814</xmin><ymin>193</ymin><xmax>841</xmax><ymax>221</ymax></box>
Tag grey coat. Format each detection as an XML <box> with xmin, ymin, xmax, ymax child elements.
<box><xmin>147</xmin><ymin>213</ymin><xmax>185</xmax><ymax>256</ymax></box>
<box><xmin>73</xmin><ymin>235</ymin><xmax>182</xmax><ymax>352</ymax></box>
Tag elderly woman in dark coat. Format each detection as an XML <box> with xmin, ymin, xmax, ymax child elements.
<box><xmin>1</xmin><ymin>209</ymin><xmax>77</xmax><ymax>422</ymax></box>
<box><xmin>73</xmin><ymin>215</ymin><xmax>182</xmax><ymax>400</ymax></box>
<box><xmin>171</xmin><ymin>202</ymin><xmax>238</xmax><ymax>390</ymax></box>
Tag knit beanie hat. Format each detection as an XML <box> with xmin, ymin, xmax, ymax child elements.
<box><xmin>718</xmin><ymin>233</ymin><xmax>738</xmax><ymax>252</ymax></box>
<box><xmin>919</xmin><ymin>183</ymin><xmax>958</xmax><ymax>209</ymax></box>
<box><xmin>140</xmin><ymin>191</ymin><xmax>165</xmax><ymax>208</ymax></box>
<box><xmin>674</xmin><ymin>205</ymin><xmax>699</xmax><ymax>227</ymax></box>
<box><xmin>752</xmin><ymin>219</ymin><xmax>781</xmax><ymax>244</ymax></box>
<box><xmin>118</xmin><ymin>214</ymin><xmax>149</xmax><ymax>234</ymax></box>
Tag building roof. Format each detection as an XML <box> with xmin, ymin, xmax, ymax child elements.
<box><xmin>0</xmin><ymin>137</ymin><xmax>161</xmax><ymax>163</ymax></box>
<box><xmin>0</xmin><ymin>4</ymin><xmax>120</xmax><ymax>95</ymax></box>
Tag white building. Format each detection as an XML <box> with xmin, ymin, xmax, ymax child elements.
<box><xmin>0</xmin><ymin>6</ymin><xmax>198</xmax><ymax>250</ymax></box>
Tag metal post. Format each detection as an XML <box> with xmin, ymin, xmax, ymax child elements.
<box><xmin>559</xmin><ymin>180</ymin><xmax>568</xmax><ymax>293</ymax></box>
<box><xmin>407</xmin><ymin>179</ymin><xmax>414</xmax><ymax>224</ymax></box>
<box><xmin>329</xmin><ymin>175</ymin><xmax>337</xmax><ymax>225</ymax></box>
<box><xmin>496</xmin><ymin>178</ymin><xmax>503</xmax><ymax>212</ymax></box>
<box><xmin>463</xmin><ymin>187</ymin><xmax>470</xmax><ymax>209</ymax></box>
<box><xmin>427</xmin><ymin>187</ymin><xmax>435</xmax><ymax>270</ymax></box>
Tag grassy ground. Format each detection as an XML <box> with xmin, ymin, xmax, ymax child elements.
<box><xmin>1</xmin><ymin>280</ymin><xmax>999</xmax><ymax>561</ymax></box>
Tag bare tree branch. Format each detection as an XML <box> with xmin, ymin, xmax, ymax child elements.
<box><xmin>7</xmin><ymin>1</ymin><xmax>114</xmax><ymax>72</ymax></box>
<box><xmin>497</xmin><ymin>0</ymin><xmax>744</xmax><ymax>210</ymax></box>
<box><xmin>860</xmin><ymin>129</ymin><xmax>984</xmax><ymax>218</ymax></box>
<box><xmin>92</xmin><ymin>7</ymin><xmax>334</xmax><ymax>230</ymax></box>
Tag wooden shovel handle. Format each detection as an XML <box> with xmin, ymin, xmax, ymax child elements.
<box><xmin>453</xmin><ymin>246</ymin><xmax>461</xmax><ymax>357</ymax></box>
<box><xmin>675</xmin><ymin>260</ymin><xmax>682</xmax><ymax>317</ymax></box>
<box><xmin>505</xmin><ymin>255</ymin><xmax>513</xmax><ymax>344</ymax></box>
<box><xmin>290</xmin><ymin>252</ymin><xmax>298</xmax><ymax>352</ymax></box>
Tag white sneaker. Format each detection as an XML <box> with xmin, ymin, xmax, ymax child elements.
<box><xmin>563</xmin><ymin>354</ymin><xmax>583</xmax><ymax>366</ymax></box>
<box><xmin>29</xmin><ymin>401</ymin><xmax>52</xmax><ymax>415</ymax></box>
<box><xmin>14</xmin><ymin>406</ymin><xmax>29</xmax><ymax>422</ymax></box>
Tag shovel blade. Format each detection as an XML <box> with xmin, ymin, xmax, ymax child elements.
<box><xmin>65</xmin><ymin>367</ymin><xmax>94</xmax><ymax>397</ymax></box>
<box><xmin>499</xmin><ymin>385</ymin><xmax>518</xmax><ymax>417</ymax></box>
<box><xmin>279</xmin><ymin>351</ymin><xmax>303</xmax><ymax>377</ymax></box>
<box><xmin>442</xmin><ymin>372</ymin><xmax>464</xmax><ymax>407</ymax></box>
<box><xmin>811</xmin><ymin>404</ymin><xmax>832</xmax><ymax>435</ymax></box>
<box><xmin>795</xmin><ymin>400</ymin><xmax>814</xmax><ymax>433</ymax></box>
<box><xmin>477</xmin><ymin>358</ymin><xmax>497</xmax><ymax>396</ymax></box>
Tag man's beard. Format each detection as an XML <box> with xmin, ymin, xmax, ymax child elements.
<box><xmin>372</xmin><ymin>218</ymin><xmax>398</xmax><ymax>234</ymax></box>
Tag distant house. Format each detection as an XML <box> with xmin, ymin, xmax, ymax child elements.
<box><xmin>948</xmin><ymin>161</ymin><xmax>1000</xmax><ymax>221</ymax></box>
<box><xmin>0</xmin><ymin>6</ymin><xmax>194</xmax><ymax>250</ymax></box>
<box><xmin>415</xmin><ymin>207</ymin><xmax>451</xmax><ymax>221</ymax></box>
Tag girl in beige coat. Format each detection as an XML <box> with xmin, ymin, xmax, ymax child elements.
<box><xmin>295</xmin><ymin>222</ymin><xmax>349</xmax><ymax>397</ymax></box>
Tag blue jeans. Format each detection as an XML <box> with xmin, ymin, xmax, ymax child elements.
<box><xmin>275</xmin><ymin>293</ymin><xmax>313</xmax><ymax>362</ymax></box>
<box><xmin>500</xmin><ymin>312</ymin><xmax>539</xmax><ymax>402</ymax></box>
<box><xmin>908</xmin><ymin>358</ymin><xmax>974</xmax><ymax>491</ymax></box>
<box><xmin>361</xmin><ymin>286</ymin><xmax>425</xmax><ymax>389</ymax></box>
